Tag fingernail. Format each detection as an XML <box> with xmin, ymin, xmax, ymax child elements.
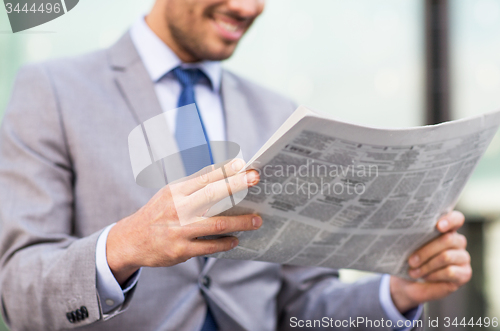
<box><xmin>246</xmin><ymin>171</ymin><xmax>258</xmax><ymax>184</ymax></box>
<box><xmin>252</xmin><ymin>216</ymin><xmax>262</xmax><ymax>228</ymax></box>
<box><xmin>232</xmin><ymin>159</ymin><xmax>244</xmax><ymax>172</ymax></box>
<box><xmin>231</xmin><ymin>239</ymin><xmax>238</xmax><ymax>249</ymax></box>
<box><xmin>410</xmin><ymin>268</ymin><xmax>420</xmax><ymax>278</ymax></box>
<box><xmin>439</xmin><ymin>219</ymin><xmax>449</xmax><ymax>231</ymax></box>
<box><xmin>410</xmin><ymin>255</ymin><xmax>420</xmax><ymax>267</ymax></box>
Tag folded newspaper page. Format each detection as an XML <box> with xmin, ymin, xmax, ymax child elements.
<box><xmin>209</xmin><ymin>105</ymin><xmax>500</xmax><ymax>277</ymax></box>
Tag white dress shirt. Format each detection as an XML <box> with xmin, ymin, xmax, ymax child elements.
<box><xmin>95</xmin><ymin>17</ymin><xmax>422</xmax><ymax>329</ymax></box>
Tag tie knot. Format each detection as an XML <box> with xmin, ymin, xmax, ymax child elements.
<box><xmin>172</xmin><ymin>67</ymin><xmax>205</xmax><ymax>88</ymax></box>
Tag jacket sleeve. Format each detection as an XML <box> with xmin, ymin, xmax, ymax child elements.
<box><xmin>0</xmin><ymin>64</ymin><xmax>129</xmax><ymax>331</ymax></box>
<box><xmin>277</xmin><ymin>265</ymin><xmax>425</xmax><ymax>331</ymax></box>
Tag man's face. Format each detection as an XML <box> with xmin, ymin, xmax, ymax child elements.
<box><xmin>164</xmin><ymin>0</ymin><xmax>265</xmax><ymax>61</ymax></box>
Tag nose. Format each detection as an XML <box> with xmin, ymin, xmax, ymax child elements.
<box><xmin>226</xmin><ymin>0</ymin><xmax>265</xmax><ymax>19</ymax></box>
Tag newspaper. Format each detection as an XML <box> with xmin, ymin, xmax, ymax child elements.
<box><xmin>209</xmin><ymin>105</ymin><xmax>500</xmax><ymax>277</ymax></box>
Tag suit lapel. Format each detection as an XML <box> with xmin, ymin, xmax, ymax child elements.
<box><xmin>108</xmin><ymin>32</ymin><xmax>184</xmax><ymax>189</ymax></box>
<box><xmin>221</xmin><ymin>71</ymin><xmax>261</xmax><ymax>162</ymax></box>
<box><xmin>107</xmin><ymin>32</ymin><xmax>165</xmax><ymax>126</ymax></box>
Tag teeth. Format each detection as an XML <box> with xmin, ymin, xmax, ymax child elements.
<box><xmin>217</xmin><ymin>19</ymin><xmax>239</xmax><ymax>33</ymax></box>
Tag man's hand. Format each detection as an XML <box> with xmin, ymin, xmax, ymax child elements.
<box><xmin>390</xmin><ymin>211</ymin><xmax>472</xmax><ymax>313</ymax></box>
<box><xmin>106</xmin><ymin>159</ymin><xmax>261</xmax><ymax>285</ymax></box>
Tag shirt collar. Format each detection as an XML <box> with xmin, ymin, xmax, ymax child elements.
<box><xmin>130</xmin><ymin>17</ymin><xmax>221</xmax><ymax>92</ymax></box>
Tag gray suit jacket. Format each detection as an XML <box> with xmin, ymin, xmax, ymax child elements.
<box><xmin>0</xmin><ymin>33</ymin><xmax>399</xmax><ymax>331</ymax></box>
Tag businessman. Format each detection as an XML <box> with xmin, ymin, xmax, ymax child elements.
<box><xmin>0</xmin><ymin>0</ymin><xmax>471</xmax><ymax>330</ymax></box>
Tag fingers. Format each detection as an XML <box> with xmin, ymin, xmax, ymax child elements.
<box><xmin>188</xmin><ymin>236</ymin><xmax>240</xmax><ymax>257</ymax></box>
<box><xmin>436</xmin><ymin>210</ymin><xmax>465</xmax><ymax>233</ymax></box>
<box><xmin>409</xmin><ymin>232</ymin><xmax>467</xmax><ymax>269</ymax></box>
<box><xmin>176</xmin><ymin>159</ymin><xmax>247</xmax><ymax>195</ymax></box>
<box><xmin>409</xmin><ymin>249</ymin><xmax>470</xmax><ymax>279</ymax></box>
<box><xmin>423</xmin><ymin>264</ymin><xmax>472</xmax><ymax>285</ymax></box>
<box><xmin>187</xmin><ymin>214</ymin><xmax>263</xmax><ymax>238</ymax></box>
<box><xmin>187</xmin><ymin>170</ymin><xmax>259</xmax><ymax>214</ymax></box>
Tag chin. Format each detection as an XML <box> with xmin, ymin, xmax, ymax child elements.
<box><xmin>198</xmin><ymin>44</ymin><xmax>238</xmax><ymax>61</ymax></box>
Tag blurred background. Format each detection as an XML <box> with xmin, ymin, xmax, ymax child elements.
<box><xmin>0</xmin><ymin>0</ymin><xmax>499</xmax><ymax>329</ymax></box>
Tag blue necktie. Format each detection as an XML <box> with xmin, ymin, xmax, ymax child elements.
<box><xmin>172</xmin><ymin>67</ymin><xmax>213</xmax><ymax>177</ymax></box>
<box><xmin>172</xmin><ymin>67</ymin><xmax>218</xmax><ymax>331</ymax></box>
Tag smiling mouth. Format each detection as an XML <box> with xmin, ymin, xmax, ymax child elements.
<box><xmin>210</xmin><ymin>13</ymin><xmax>250</xmax><ymax>41</ymax></box>
<box><xmin>215</xmin><ymin>19</ymin><xmax>240</xmax><ymax>33</ymax></box>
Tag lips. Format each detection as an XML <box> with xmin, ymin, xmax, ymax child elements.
<box><xmin>211</xmin><ymin>14</ymin><xmax>248</xmax><ymax>42</ymax></box>
<box><xmin>216</xmin><ymin>19</ymin><xmax>239</xmax><ymax>33</ymax></box>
